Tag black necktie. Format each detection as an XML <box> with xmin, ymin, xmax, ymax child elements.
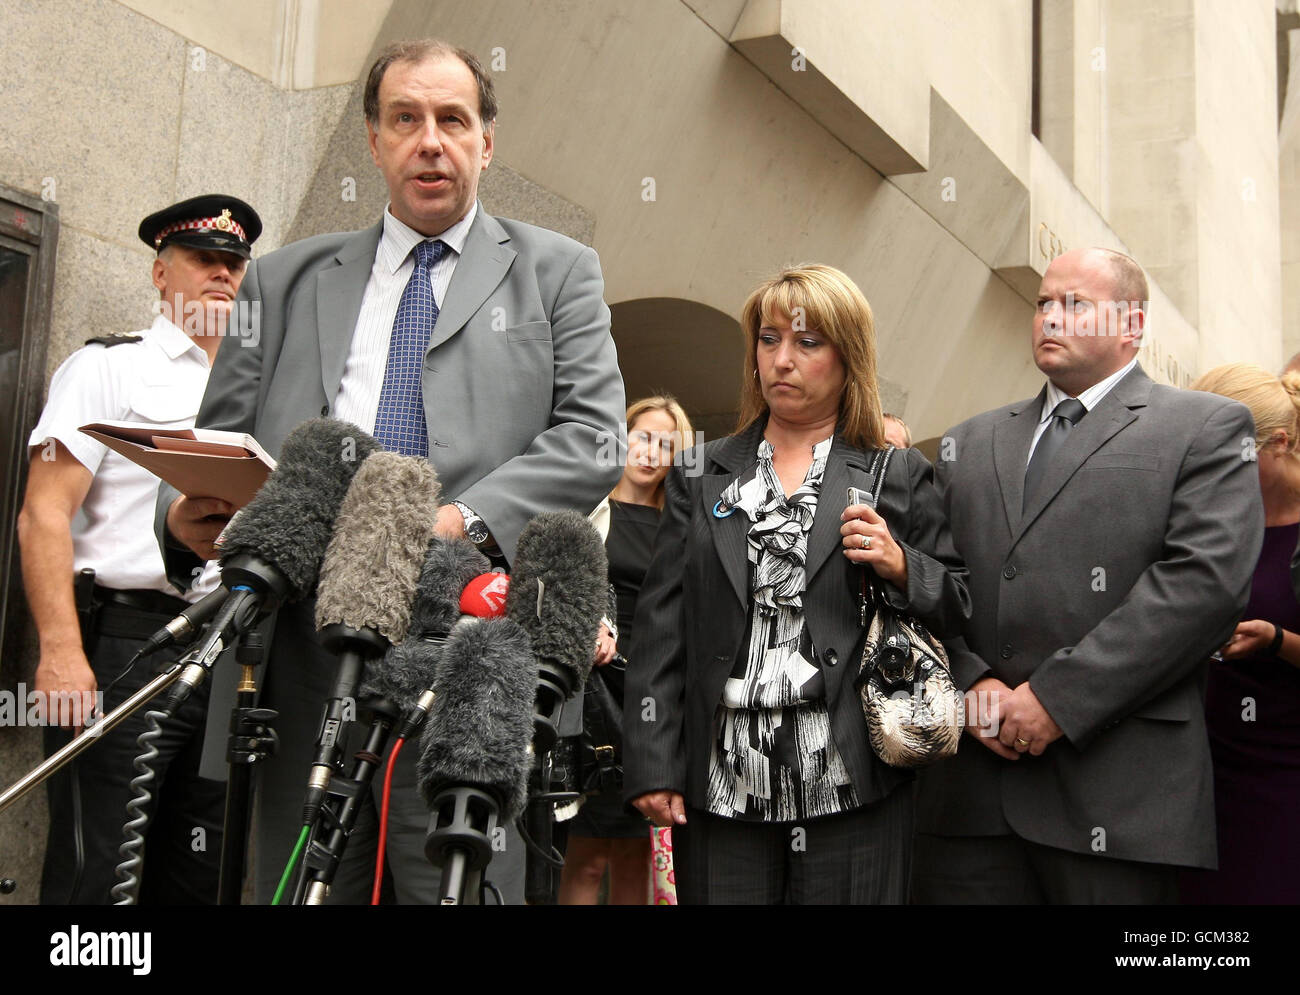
<box><xmin>1023</xmin><ymin>398</ymin><xmax>1087</xmax><ymax>512</ymax></box>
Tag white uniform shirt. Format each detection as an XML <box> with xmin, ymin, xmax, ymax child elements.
<box><xmin>332</xmin><ymin>202</ymin><xmax>477</xmax><ymax>433</ymax></box>
<box><xmin>29</xmin><ymin>314</ymin><xmax>212</xmax><ymax>600</ymax></box>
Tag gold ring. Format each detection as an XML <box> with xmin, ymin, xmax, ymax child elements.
<box><xmin>862</xmin><ymin>535</ymin><xmax>871</xmax><ymax>550</ymax></box>
<box><xmin>1015</xmin><ymin>737</ymin><xmax>1030</xmax><ymax>747</ymax></box>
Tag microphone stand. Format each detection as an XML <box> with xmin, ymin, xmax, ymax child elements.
<box><xmin>300</xmin><ymin>624</ymin><xmax>388</xmax><ymax>830</ymax></box>
<box><xmin>218</xmin><ymin>630</ymin><xmax>277</xmax><ymax>906</ymax></box>
<box><xmin>299</xmin><ymin>695</ymin><xmax>400</xmax><ymax>905</ymax></box>
<box><xmin>523</xmin><ymin>662</ymin><xmax>581</xmax><ymax>905</ymax></box>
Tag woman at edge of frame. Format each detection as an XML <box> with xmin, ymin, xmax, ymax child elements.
<box><xmin>558</xmin><ymin>395</ymin><xmax>695</xmax><ymax>905</ymax></box>
<box><xmin>622</xmin><ymin>263</ymin><xmax>973</xmax><ymax>904</ymax></box>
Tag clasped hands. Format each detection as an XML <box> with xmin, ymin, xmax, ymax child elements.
<box><xmin>966</xmin><ymin>676</ymin><xmax>1063</xmax><ymax>759</ymax></box>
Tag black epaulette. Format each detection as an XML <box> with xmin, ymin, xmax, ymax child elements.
<box><xmin>84</xmin><ymin>333</ymin><xmax>143</xmax><ymax>348</ymax></box>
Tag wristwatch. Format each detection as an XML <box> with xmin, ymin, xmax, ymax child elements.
<box><xmin>451</xmin><ymin>500</ymin><xmax>490</xmax><ymax>547</ymax></box>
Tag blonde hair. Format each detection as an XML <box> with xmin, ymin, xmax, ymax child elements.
<box><xmin>1191</xmin><ymin>363</ymin><xmax>1300</xmax><ymax>453</ymax></box>
<box><xmin>616</xmin><ymin>394</ymin><xmax>696</xmax><ymax>507</ymax></box>
<box><xmin>735</xmin><ymin>264</ymin><xmax>885</xmax><ymax>450</ymax></box>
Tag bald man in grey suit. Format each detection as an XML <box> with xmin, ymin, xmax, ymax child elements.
<box><xmin>159</xmin><ymin>40</ymin><xmax>623</xmax><ymax>904</ymax></box>
<box><xmin>912</xmin><ymin>248</ymin><xmax>1263</xmax><ymax>904</ymax></box>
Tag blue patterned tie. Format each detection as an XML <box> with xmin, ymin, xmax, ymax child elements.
<box><xmin>374</xmin><ymin>239</ymin><xmax>446</xmax><ymax>457</ymax></box>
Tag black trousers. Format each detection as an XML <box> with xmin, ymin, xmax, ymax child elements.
<box><xmin>672</xmin><ymin>784</ymin><xmax>913</xmax><ymax>904</ymax></box>
<box><xmin>40</xmin><ymin>602</ymin><xmax>226</xmax><ymax>905</ymax></box>
<box><xmin>910</xmin><ymin>833</ymin><xmax>1179</xmax><ymax>905</ymax></box>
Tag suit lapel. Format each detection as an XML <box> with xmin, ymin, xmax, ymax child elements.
<box><xmin>428</xmin><ymin>210</ymin><xmax>516</xmax><ymax>353</ymax></box>
<box><xmin>704</xmin><ymin>420</ymin><xmax>766</xmax><ymax>607</ymax></box>
<box><xmin>1014</xmin><ymin>367</ymin><xmax>1150</xmax><ymax>542</ymax></box>
<box><xmin>316</xmin><ymin>222</ymin><xmax>383</xmax><ymax>404</ymax></box>
<box><xmin>993</xmin><ymin>388</ymin><xmax>1045</xmax><ymax>538</ymax></box>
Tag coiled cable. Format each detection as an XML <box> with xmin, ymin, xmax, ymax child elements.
<box><xmin>109</xmin><ymin>708</ymin><xmax>167</xmax><ymax>905</ymax></box>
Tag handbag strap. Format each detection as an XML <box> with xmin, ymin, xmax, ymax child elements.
<box><xmin>857</xmin><ymin>446</ymin><xmax>896</xmax><ymax>620</ymax></box>
<box><xmin>865</xmin><ymin>444</ymin><xmax>894</xmax><ymax>509</ymax></box>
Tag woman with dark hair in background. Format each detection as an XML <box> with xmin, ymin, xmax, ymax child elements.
<box><xmin>557</xmin><ymin>396</ymin><xmax>695</xmax><ymax>905</ymax></box>
<box><xmin>1182</xmin><ymin>363</ymin><xmax>1300</xmax><ymax>904</ymax></box>
<box><xmin>623</xmin><ymin>264</ymin><xmax>971</xmax><ymax>904</ymax></box>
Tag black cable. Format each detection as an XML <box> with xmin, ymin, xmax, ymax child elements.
<box><xmin>100</xmin><ymin>648</ymin><xmax>144</xmax><ymax>702</ymax></box>
<box><xmin>485</xmin><ymin>880</ymin><xmax>504</xmax><ymax>905</ymax></box>
<box><xmin>67</xmin><ymin>759</ymin><xmax>85</xmax><ymax>903</ymax></box>
<box><xmin>514</xmin><ymin>815</ymin><xmax>565</xmax><ymax>868</ymax></box>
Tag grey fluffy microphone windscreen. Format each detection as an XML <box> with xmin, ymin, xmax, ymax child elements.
<box><xmin>359</xmin><ymin>637</ymin><xmax>441</xmax><ymax>713</ymax></box>
<box><xmin>416</xmin><ymin>617</ymin><xmax>537</xmax><ymax>819</ymax></box>
<box><xmin>410</xmin><ymin>536</ymin><xmax>491</xmax><ymax>638</ymax></box>
<box><xmin>217</xmin><ymin>418</ymin><xmax>382</xmax><ymax>600</ymax></box>
<box><xmin>314</xmin><ymin>451</ymin><xmax>442</xmax><ymax>644</ymax></box>
<box><xmin>357</xmin><ymin>535</ymin><xmax>488</xmax><ymax>707</ymax></box>
<box><xmin>504</xmin><ymin>510</ymin><xmax>609</xmax><ymax>694</ymax></box>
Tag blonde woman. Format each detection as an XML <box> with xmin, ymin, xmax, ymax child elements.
<box><xmin>1182</xmin><ymin>363</ymin><xmax>1300</xmax><ymax>904</ymax></box>
<box><xmin>623</xmin><ymin>265</ymin><xmax>971</xmax><ymax>904</ymax></box>
<box><xmin>558</xmin><ymin>396</ymin><xmax>694</xmax><ymax>905</ymax></box>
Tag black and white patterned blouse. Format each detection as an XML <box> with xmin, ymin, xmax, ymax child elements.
<box><xmin>706</xmin><ymin>437</ymin><xmax>859</xmax><ymax>822</ymax></box>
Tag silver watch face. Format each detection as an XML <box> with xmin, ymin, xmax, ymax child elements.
<box><xmin>465</xmin><ymin>518</ymin><xmax>489</xmax><ymax>544</ymax></box>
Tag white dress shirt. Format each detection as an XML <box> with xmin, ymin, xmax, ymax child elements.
<box><xmin>332</xmin><ymin>202</ymin><xmax>478</xmax><ymax>434</ymax></box>
<box><xmin>29</xmin><ymin>315</ymin><xmax>212</xmax><ymax>600</ymax></box>
<box><xmin>1027</xmin><ymin>356</ymin><xmax>1139</xmax><ymax>463</ymax></box>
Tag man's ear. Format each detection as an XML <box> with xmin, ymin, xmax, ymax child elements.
<box><xmin>1123</xmin><ymin>302</ymin><xmax>1146</xmax><ymax>347</ymax></box>
<box><xmin>366</xmin><ymin>119</ymin><xmax>382</xmax><ymax>169</ymax></box>
<box><xmin>481</xmin><ymin>120</ymin><xmax>494</xmax><ymax>169</ymax></box>
<box><xmin>151</xmin><ymin>256</ymin><xmax>167</xmax><ymax>296</ymax></box>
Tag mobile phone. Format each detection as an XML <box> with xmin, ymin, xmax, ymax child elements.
<box><xmin>846</xmin><ymin>486</ymin><xmax>874</xmax><ymax>510</ymax></box>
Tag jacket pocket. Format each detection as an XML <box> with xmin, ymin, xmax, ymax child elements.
<box><xmin>1085</xmin><ymin>452</ymin><xmax>1162</xmax><ymax>472</ymax></box>
<box><xmin>504</xmin><ymin>320</ymin><xmax>552</xmax><ymax>343</ymax></box>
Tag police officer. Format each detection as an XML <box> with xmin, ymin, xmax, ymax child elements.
<box><xmin>17</xmin><ymin>194</ymin><xmax>262</xmax><ymax>903</ymax></box>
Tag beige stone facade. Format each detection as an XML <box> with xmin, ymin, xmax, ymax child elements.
<box><xmin>0</xmin><ymin>0</ymin><xmax>1292</xmax><ymax>902</ymax></box>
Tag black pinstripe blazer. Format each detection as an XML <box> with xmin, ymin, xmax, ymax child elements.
<box><xmin>623</xmin><ymin>417</ymin><xmax>973</xmax><ymax>812</ymax></box>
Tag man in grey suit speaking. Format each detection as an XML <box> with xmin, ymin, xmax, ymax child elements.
<box><xmin>913</xmin><ymin>247</ymin><xmax>1263</xmax><ymax>903</ymax></box>
<box><xmin>159</xmin><ymin>39</ymin><xmax>624</xmax><ymax>903</ymax></box>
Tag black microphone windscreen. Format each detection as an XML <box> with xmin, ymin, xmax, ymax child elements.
<box><xmin>314</xmin><ymin>451</ymin><xmax>441</xmax><ymax>644</ymax></box>
<box><xmin>416</xmin><ymin>618</ymin><xmax>535</xmax><ymax>819</ymax></box>
<box><xmin>218</xmin><ymin>419</ymin><xmax>382</xmax><ymax>599</ymax></box>
<box><xmin>359</xmin><ymin>636</ymin><xmax>441</xmax><ymax>712</ymax></box>
<box><xmin>504</xmin><ymin>510</ymin><xmax>608</xmax><ymax>692</ymax></box>
<box><xmin>410</xmin><ymin>536</ymin><xmax>490</xmax><ymax>638</ymax></box>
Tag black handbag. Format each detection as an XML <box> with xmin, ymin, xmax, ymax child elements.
<box><xmin>575</xmin><ymin>655</ymin><xmax>626</xmax><ymax>794</ymax></box>
<box><xmin>852</xmin><ymin>447</ymin><xmax>964</xmax><ymax>768</ymax></box>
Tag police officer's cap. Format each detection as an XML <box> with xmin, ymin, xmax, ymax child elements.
<box><xmin>137</xmin><ymin>194</ymin><xmax>262</xmax><ymax>260</ymax></box>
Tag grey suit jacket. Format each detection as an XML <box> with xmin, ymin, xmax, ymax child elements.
<box><xmin>916</xmin><ymin>365</ymin><xmax>1263</xmax><ymax>869</ymax></box>
<box><xmin>623</xmin><ymin>419</ymin><xmax>973</xmax><ymax>811</ymax></box>
<box><xmin>160</xmin><ymin>207</ymin><xmax>623</xmax><ymax>564</ymax></box>
<box><xmin>151</xmin><ymin>209</ymin><xmax>624</xmax><ymax>901</ymax></box>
